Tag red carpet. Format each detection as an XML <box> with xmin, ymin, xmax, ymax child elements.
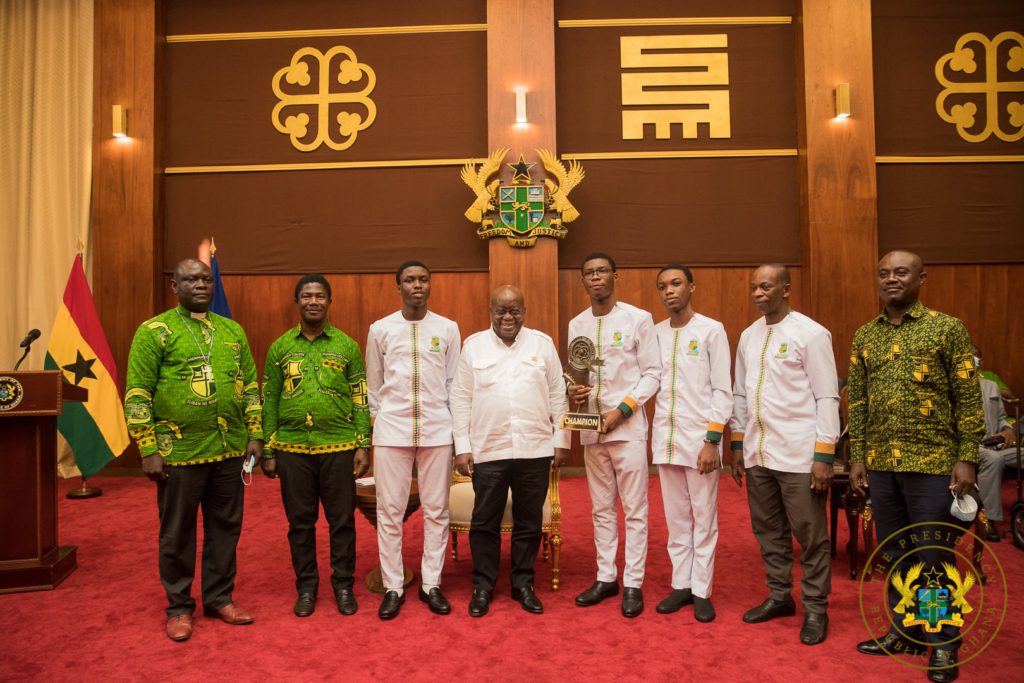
<box><xmin>1</xmin><ymin>473</ymin><xmax>1020</xmax><ymax>682</ymax></box>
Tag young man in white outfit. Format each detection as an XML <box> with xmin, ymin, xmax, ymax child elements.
<box><xmin>651</xmin><ymin>265</ymin><xmax>732</xmax><ymax>622</ymax></box>
<box><xmin>730</xmin><ymin>264</ymin><xmax>839</xmax><ymax>646</ymax></box>
<box><xmin>568</xmin><ymin>252</ymin><xmax>661</xmax><ymax>618</ymax></box>
<box><xmin>366</xmin><ymin>260</ymin><xmax>461</xmax><ymax>620</ymax></box>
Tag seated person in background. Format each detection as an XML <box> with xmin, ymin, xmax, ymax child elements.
<box><xmin>974</xmin><ymin>344</ymin><xmax>1016</xmax><ymax>403</ymax></box>
<box><xmin>975</xmin><ymin>351</ymin><xmax>1018</xmax><ymax>542</ymax></box>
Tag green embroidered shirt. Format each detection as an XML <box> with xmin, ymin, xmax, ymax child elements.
<box><xmin>124</xmin><ymin>306</ymin><xmax>263</xmax><ymax>465</ymax></box>
<box><xmin>847</xmin><ymin>301</ymin><xmax>984</xmax><ymax>474</ymax></box>
<box><xmin>262</xmin><ymin>323</ymin><xmax>371</xmax><ymax>455</ymax></box>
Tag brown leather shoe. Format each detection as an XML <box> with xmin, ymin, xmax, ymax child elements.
<box><xmin>166</xmin><ymin>614</ymin><xmax>193</xmax><ymax>641</ymax></box>
<box><xmin>207</xmin><ymin>603</ymin><xmax>254</xmax><ymax>625</ymax></box>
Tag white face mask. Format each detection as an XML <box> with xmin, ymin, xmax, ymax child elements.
<box><xmin>241</xmin><ymin>454</ymin><xmax>255</xmax><ymax>486</ymax></box>
<box><xmin>973</xmin><ymin>356</ymin><xmax>982</xmax><ymax>369</ymax></box>
<box><xmin>950</xmin><ymin>491</ymin><xmax>978</xmax><ymax>522</ymax></box>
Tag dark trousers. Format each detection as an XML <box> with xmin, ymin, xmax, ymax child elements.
<box><xmin>470</xmin><ymin>457</ymin><xmax>552</xmax><ymax>593</ymax></box>
<box><xmin>156</xmin><ymin>457</ymin><xmax>245</xmax><ymax>618</ymax></box>
<box><xmin>746</xmin><ymin>465</ymin><xmax>831</xmax><ymax>613</ymax></box>
<box><xmin>869</xmin><ymin>470</ymin><xmax>971</xmax><ymax>651</ymax></box>
<box><xmin>277</xmin><ymin>451</ymin><xmax>356</xmax><ymax>594</ymax></box>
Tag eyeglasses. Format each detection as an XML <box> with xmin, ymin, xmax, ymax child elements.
<box><xmin>492</xmin><ymin>308</ymin><xmax>523</xmax><ymax>318</ymax></box>
<box><xmin>582</xmin><ymin>267</ymin><xmax>613</xmax><ymax>278</ymax></box>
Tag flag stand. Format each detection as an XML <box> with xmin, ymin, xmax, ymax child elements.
<box><xmin>66</xmin><ymin>478</ymin><xmax>102</xmax><ymax>499</ymax></box>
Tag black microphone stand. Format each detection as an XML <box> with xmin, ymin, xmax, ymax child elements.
<box><xmin>13</xmin><ymin>344</ymin><xmax>31</xmax><ymax>371</ymax></box>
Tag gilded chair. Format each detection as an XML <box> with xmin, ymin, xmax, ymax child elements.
<box><xmin>448</xmin><ymin>464</ymin><xmax>563</xmax><ymax>590</ymax></box>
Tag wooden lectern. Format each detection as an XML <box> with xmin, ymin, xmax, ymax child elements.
<box><xmin>0</xmin><ymin>371</ymin><xmax>86</xmax><ymax>593</ymax></box>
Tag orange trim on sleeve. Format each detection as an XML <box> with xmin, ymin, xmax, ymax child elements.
<box><xmin>814</xmin><ymin>441</ymin><xmax>836</xmax><ymax>455</ymax></box>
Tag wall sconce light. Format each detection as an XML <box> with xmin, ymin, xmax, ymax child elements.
<box><xmin>112</xmin><ymin>104</ymin><xmax>128</xmax><ymax>137</ymax></box>
<box><xmin>834</xmin><ymin>83</ymin><xmax>851</xmax><ymax>119</ymax></box>
<box><xmin>515</xmin><ymin>87</ymin><xmax>527</xmax><ymax>124</ymax></box>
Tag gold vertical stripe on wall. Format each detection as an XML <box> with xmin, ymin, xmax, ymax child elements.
<box><xmin>166</xmin><ymin>23</ymin><xmax>487</xmax><ymax>43</ymax></box>
<box><xmin>557</xmin><ymin>17</ymin><xmax>792</xmax><ymax>28</ymax></box>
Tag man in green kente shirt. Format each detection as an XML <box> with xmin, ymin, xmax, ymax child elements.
<box><xmin>848</xmin><ymin>251</ymin><xmax>984</xmax><ymax>683</ymax></box>
<box><xmin>124</xmin><ymin>259</ymin><xmax>264</xmax><ymax>642</ymax></box>
<box><xmin>261</xmin><ymin>274</ymin><xmax>370</xmax><ymax>618</ymax></box>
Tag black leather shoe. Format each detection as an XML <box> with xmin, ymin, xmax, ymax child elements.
<box><xmin>855</xmin><ymin>632</ymin><xmax>927</xmax><ymax>656</ymax></box>
<box><xmin>800</xmin><ymin>612</ymin><xmax>828</xmax><ymax>645</ymax></box>
<box><xmin>621</xmin><ymin>587</ymin><xmax>643</xmax><ymax>618</ymax></box>
<box><xmin>293</xmin><ymin>592</ymin><xmax>316</xmax><ymax>617</ymax></box>
<box><xmin>512</xmin><ymin>586</ymin><xmax>544</xmax><ymax>614</ymax></box>
<box><xmin>656</xmin><ymin>588</ymin><xmax>693</xmax><ymax>614</ymax></box>
<box><xmin>742</xmin><ymin>596</ymin><xmax>796</xmax><ymax>623</ymax></box>
<box><xmin>418</xmin><ymin>587</ymin><xmax>451</xmax><ymax>615</ymax></box>
<box><xmin>986</xmin><ymin>521</ymin><xmax>1001</xmax><ymax>543</ymax></box>
<box><xmin>575</xmin><ymin>581</ymin><xmax>619</xmax><ymax>607</ymax></box>
<box><xmin>468</xmin><ymin>589</ymin><xmax>492</xmax><ymax>618</ymax></box>
<box><xmin>335</xmin><ymin>588</ymin><xmax>358</xmax><ymax>615</ymax></box>
<box><xmin>693</xmin><ymin>596</ymin><xmax>716</xmax><ymax>623</ymax></box>
<box><xmin>927</xmin><ymin>649</ymin><xmax>959</xmax><ymax>682</ymax></box>
<box><xmin>378</xmin><ymin>590</ymin><xmax>404</xmax><ymax>620</ymax></box>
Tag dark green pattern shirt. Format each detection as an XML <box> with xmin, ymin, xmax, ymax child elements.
<box><xmin>124</xmin><ymin>306</ymin><xmax>263</xmax><ymax>465</ymax></box>
<box><xmin>847</xmin><ymin>301</ymin><xmax>984</xmax><ymax>474</ymax></box>
<box><xmin>262</xmin><ymin>323</ymin><xmax>371</xmax><ymax>454</ymax></box>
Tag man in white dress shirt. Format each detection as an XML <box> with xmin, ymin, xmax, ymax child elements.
<box><xmin>450</xmin><ymin>285</ymin><xmax>571</xmax><ymax>617</ymax></box>
<box><xmin>366</xmin><ymin>260</ymin><xmax>461</xmax><ymax>620</ymax></box>
<box><xmin>651</xmin><ymin>264</ymin><xmax>732</xmax><ymax>622</ymax></box>
<box><xmin>568</xmin><ymin>252</ymin><xmax>661</xmax><ymax>618</ymax></box>
<box><xmin>730</xmin><ymin>264</ymin><xmax>839</xmax><ymax>645</ymax></box>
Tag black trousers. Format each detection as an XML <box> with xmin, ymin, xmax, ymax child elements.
<box><xmin>156</xmin><ymin>456</ymin><xmax>245</xmax><ymax>618</ymax></box>
<box><xmin>470</xmin><ymin>456</ymin><xmax>552</xmax><ymax>593</ymax></box>
<box><xmin>277</xmin><ymin>451</ymin><xmax>356</xmax><ymax>594</ymax></box>
<box><xmin>868</xmin><ymin>470</ymin><xmax>971</xmax><ymax>651</ymax></box>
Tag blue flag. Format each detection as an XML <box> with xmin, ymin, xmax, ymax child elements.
<box><xmin>210</xmin><ymin>253</ymin><xmax>232</xmax><ymax>318</ymax></box>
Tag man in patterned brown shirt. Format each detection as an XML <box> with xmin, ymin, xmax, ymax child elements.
<box><xmin>848</xmin><ymin>251</ymin><xmax>984</xmax><ymax>683</ymax></box>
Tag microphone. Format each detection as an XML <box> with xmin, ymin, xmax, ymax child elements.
<box><xmin>19</xmin><ymin>329</ymin><xmax>41</xmax><ymax>348</ymax></box>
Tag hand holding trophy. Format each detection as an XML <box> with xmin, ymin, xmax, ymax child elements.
<box><xmin>560</xmin><ymin>336</ymin><xmax>605</xmax><ymax>432</ymax></box>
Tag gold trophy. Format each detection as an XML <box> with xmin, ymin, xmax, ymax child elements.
<box><xmin>560</xmin><ymin>336</ymin><xmax>605</xmax><ymax>432</ymax></box>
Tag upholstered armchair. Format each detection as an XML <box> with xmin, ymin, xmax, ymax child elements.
<box><xmin>448</xmin><ymin>464</ymin><xmax>563</xmax><ymax>590</ymax></box>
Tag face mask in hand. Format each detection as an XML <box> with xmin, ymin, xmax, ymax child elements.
<box><xmin>950</xmin><ymin>490</ymin><xmax>978</xmax><ymax>522</ymax></box>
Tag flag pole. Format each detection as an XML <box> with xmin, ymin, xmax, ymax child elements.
<box><xmin>66</xmin><ymin>476</ymin><xmax>102</xmax><ymax>499</ymax></box>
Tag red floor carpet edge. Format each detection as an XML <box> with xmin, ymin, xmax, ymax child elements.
<box><xmin>0</xmin><ymin>473</ymin><xmax>1021</xmax><ymax>682</ymax></box>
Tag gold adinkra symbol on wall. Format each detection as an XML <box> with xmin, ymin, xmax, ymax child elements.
<box><xmin>935</xmin><ymin>31</ymin><xmax>1024</xmax><ymax>143</ymax></box>
<box><xmin>272</xmin><ymin>46</ymin><xmax>377</xmax><ymax>152</ymax></box>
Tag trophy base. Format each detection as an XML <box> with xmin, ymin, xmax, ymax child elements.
<box><xmin>560</xmin><ymin>412</ymin><xmax>605</xmax><ymax>432</ymax></box>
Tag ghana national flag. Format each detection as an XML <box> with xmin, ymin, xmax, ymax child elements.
<box><xmin>44</xmin><ymin>255</ymin><xmax>130</xmax><ymax>478</ymax></box>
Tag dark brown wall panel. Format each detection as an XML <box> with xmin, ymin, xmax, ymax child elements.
<box><xmin>164</xmin><ymin>32</ymin><xmax>487</xmax><ymax>166</ymax></box>
<box><xmin>873</xmin><ymin>0</ymin><xmax>1024</xmax><ymax>155</ymax></box>
<box><xmin>556</xmin><ymin>0</ymin><xmax>795</xmax><ymax>21</ymax></box>
<box><xmin>878</xmin><ymin>163</ymin><xmax>1024</xmax><ymax>263</ymax></box>
<box><xmin>167</xmin><ymin>0</ymin><xmax>486</xmax><ymax>35</ymax></box>
<box><xmin>557</xmin><ymin>25</ymin><xmax>797</xmax><ymax>153</ymax></box>
<box><xmin>163</xmin><ymin>167</ymin><xmax>490</xmax><ymax>272</ymax></box>
<box><xmin>556</xmin><ymin>157</ymin><xmax>800</xmax><ymax>267</ymax></box>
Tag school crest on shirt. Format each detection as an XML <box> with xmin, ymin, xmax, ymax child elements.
<box><xmin>686</xmin><ymin>339</ymin><xmax>699</xmax><ymax>356</ymax></box>
<box><xmin>610</xmin><ymin>331</ymin><xmax>624</xmax><ymax>348</ymax></box>
<box><xmin>283</xmin><ymin>359</ymin><xmax>303</xmax><ymax>393</ymax></box>
<box><xmin>774</xmin><ymin>342</ymin><xmax>789</xmax><ymax>359</ymax></box>
<box><xmin>918</xmin><ymin>397</ymin><xmax>935</xmax><ymax>417</ymax></box>
<box><xmin>430</xmin><ymin>336</ymin><xmax>441</xmax><ymax>353</ymax></box>
<box><xmin>955</xmin><ymin>357</ymin><xmax>977</xmax><ymax>380</ymax></box>
<box><xmin>912</xmin><ymin>358</ymin><xmax>931</xmax><ymax>383</ymax></box>
<box><xmin>188</xmin><ymin>362</ymin><xmax>216</xmax><ymax>399</ymax></box>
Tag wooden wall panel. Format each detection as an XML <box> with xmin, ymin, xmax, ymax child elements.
<box><xmin>795</xmin><ymin>0</ymin><xmax>879</xmax><ymax>372</ymax></box>
<box><xmin>92</xmin><ymin>0</ymin><xmax>162</xmax><ymax>470</ymax></box>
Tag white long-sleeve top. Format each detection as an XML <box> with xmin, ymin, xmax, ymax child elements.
<box><xmin>365</xmin><ymin>310</ymin><xmax>460</xmax><ymax>447</ymax></box>
<box><xmin>567</xmin><ymin>301</ymin><xmax>662</xmax><ymax>445</ymax></box>
<box><xmin>729</xmin><ymin>311</ymin><xmax>840</xmax><ymax>473</ymax></box>
<box><xmin>651</xmin><ymin>314</ymin><xmax>734</xmax><ymax>467</ymax></box>
<box><xmin>450</xmin><ymin>326</ymin><xmax>571</xmax><ymax>463</ymax></box>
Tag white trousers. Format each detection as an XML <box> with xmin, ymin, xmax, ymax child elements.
<box><xmin>657</xmin><ymin>464</ymin><xmax>719</xmax><ymax>598</ymax></box>
<box><xmin>584</xmin><ymin>440</ymin><xmax>649</xmax><ymax>588</ymax></box>
<box><xmin>374</xmin><ymin>445</ymin><xmax>453</xmax><ymax>594</ymax></box>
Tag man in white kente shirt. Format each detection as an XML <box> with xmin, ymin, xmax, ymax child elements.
<box><xmin>568</xmin><ymin>252</ymin><xmax>661</xmax><ymax>618</ymax></box>
<box><xmin>730</xmin><ymin>263</ymin><xmax>839</xmax><ymax>646</ymax></box>
<box><xmin>651</xmin><ymin>264</ymin><xmax>732</xmax><ymax>623</ymax></box>
<box><xmin>366</xmin><ymin>260</ymin><xmax>461</xmax><ymax>620</ymax></box>
<box><xmin>450</xmin><ymin>285</ymin><xmax>571</xmax><ymax>617</ymax></box>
